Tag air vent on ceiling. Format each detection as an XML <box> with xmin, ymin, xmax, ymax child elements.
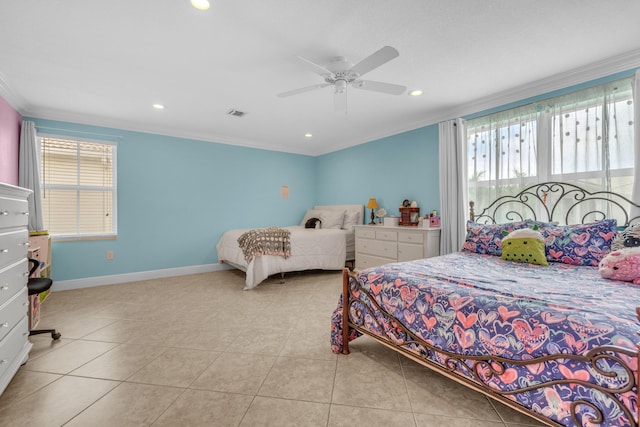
<box><xmin>227</xmin><ymin>109</ymin><xmax>247</xmax><ymax>117</ymax></box>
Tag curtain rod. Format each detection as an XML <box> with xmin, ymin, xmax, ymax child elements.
<box><xmin>34</xmin><ymin>126</ymin><xmax>122</xmax><ymax>140</ymax></box>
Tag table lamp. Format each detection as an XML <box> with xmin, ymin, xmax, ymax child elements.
<box><xmin>367</xmin><ymin>198</ymin><xmax>379</xmax><ymax>224</ymax></box>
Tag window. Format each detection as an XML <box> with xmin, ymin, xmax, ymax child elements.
<box><xmin>467</xmin><ymin>77</ymin><xmax>635</xmax><ymax>223</ymax></box>
<box><xmin>39</xmin><ymin>135</ymin><xmax>117</xmax><ymax>240</ymax></box>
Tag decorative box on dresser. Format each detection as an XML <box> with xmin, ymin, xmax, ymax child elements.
<box><xmin>0</xmin><ymin>183</ymin><xmax>32</xmax><ymax>395</ymax></box>
<box><xmin>354</xmin><ymin>225</ymin><xmax>441</xmax><ymax>270</ymax></box>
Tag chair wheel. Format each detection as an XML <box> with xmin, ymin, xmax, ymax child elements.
<box><xmin>52</xmin><ymin>332</ymin><xmax>61</xmax><ymax>340</ymax></box>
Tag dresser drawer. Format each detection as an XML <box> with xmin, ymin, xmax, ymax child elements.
<box><xmin>0</xmin><ymin>258</ymin><xmax>28</xmax><ymax>307</ymax></box>
<box><xmin>398</xmin><ymin>243</ymin><xmax>424</xmax><ymax>262</ymax></box>
<box><xmin>355</xmin><ymin>227</ymin><xmax>376</xmax><ymax>239</ymax></box>
<box><xmin>357</xmin><ymin>238</ymin><xmax>397</xmax><ymax>259</ymax></box>
<box><xmin>375</xmin><ymin>229</ymin><xmax>397</xmax><ymax>242</ymax></box>
<box><xmin>356</xmin><ymin>253</ymin><xmax>394</xmax><ymax>270</ymax></box>
<box><xmin>0</xmin><ymin>197</ymin><xmax>29</xmax><ymax>230</ymax></box>
<box><xmin>0</xmin><ymin>287</ymin><xmax>28</xmax><ymax>342</ymax></box>
<box><xmin>0</xmin><ymin>316</ymin><xmax>29</xmax><ymax>379</ymax></box>
<box><xmin>398</xmin><ymin>230</ymin><xmax>424</xmax><ymax>244</ymax></box>
<box><xmin>0</xmin><ymin>229</ymin><xmax>29</xmax><ymax>267</ymax></box>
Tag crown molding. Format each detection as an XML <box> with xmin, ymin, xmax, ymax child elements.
<box><xmin>428</xmin><ymin>48</ymin><xmax>640</xmax><ymax>126</ymax></box>
<box><xmin>0</xmin><ymin>71</ymin><xmax>27</xmax><ymax>112</ymax></box>
<box><xmin>10</xmin><ymin>49</ymin><xmax>640</xmax><ymax>157</ymax></box>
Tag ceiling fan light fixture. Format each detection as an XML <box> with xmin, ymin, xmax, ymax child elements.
<box><xmin>334</xmin><ymin>79</ymin><xmax>347</xmax><ymax>94</ymax></box>
<box><xmin>191</xmin><ymin>0</ymin><xmax>210</xmax><ymax>10</ymax></box>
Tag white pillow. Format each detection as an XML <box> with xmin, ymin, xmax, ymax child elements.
<box><xmin>342</xmin><ymin>210</ymin><xmax>361</xmax><ymax>230</ymax></box>
<box><xmin>319</xmin><ymin>209</ymin><xmax>346</xmax><ymax>229</ymax></box>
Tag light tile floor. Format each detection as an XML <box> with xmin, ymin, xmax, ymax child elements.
<box><xmin>0</xmin><ymin>269</ymin><xmax>546</xmax><ymax>426</ymax></box>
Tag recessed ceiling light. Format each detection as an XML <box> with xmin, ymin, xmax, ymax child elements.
<box><xmin>152</xmin><ymin>104</ymin><xmax>165</xmax><ymax>110</ymax></box>
<box><xmin>191</xmin><ymin>0</ymin><xmax>210</xmax><ymax>10</ymax></box>
<box><xmin>409</xmin><ymin>90</ymin><xmax>423</xmax><ymax>97</ymax></box>
<box><xmin>304</xmin><ymin>133</ymin><xmax>313</xmax><ymax>138</ymax></box>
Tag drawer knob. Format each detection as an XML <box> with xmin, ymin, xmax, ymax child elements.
<box><xmin>0</xmin><ymin>211</ymin><xmax>8</xmax><ymax>216</ymax></box>
<box><xmin>0</xmin><ymin>285</ymin><xmax>8</xmax><ymax>291</ymax></box>
<box><xmin>22</xmin><ymin>212</ymin><xmax>29</xmax><ymax>216</ymax></box>
<box><xmin>0</xmin><ymin>359</ymin><xmax>8</xmax><ymax>365</ymax></box>
<box><xmin>1</xmin><ymin>322</ymin><xmax>8</xmax><ymax>328</ymax></box>
<box><xmin>0</xmin><ymin>249</ymin><xmax>8</xmax><ymax>253</ymax></box>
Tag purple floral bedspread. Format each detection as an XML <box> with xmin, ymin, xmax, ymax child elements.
<box><xmin>331</xmin><ymin>252</ymin><xmax>640</xmax><ymax>426</ymax></box>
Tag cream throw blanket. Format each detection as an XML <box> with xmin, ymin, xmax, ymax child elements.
<box><xmin>237</xmin><ymin>227</ymin><xmax>292</xmax><ymax>263</ymax></box>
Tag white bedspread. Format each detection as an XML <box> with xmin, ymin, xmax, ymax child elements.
<box><xmin>216</xmin><ymin>225</ymin><xmax>348</xmax><ymax>290</ymax></box>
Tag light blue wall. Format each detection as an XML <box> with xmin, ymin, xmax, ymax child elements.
<box><xmin>316</xmin><ymin>125</ymin><xmax>440</xmax><ymax>219</ymax></box>
<box><xmin>28</xmin><ymin>67</ymin><xmax>639</xmax><ymax>282</ymax></box>
<box><xmin>28</xmin><ymin>118</ymin><xmax>317</xmax><ymax>281</ymax></box>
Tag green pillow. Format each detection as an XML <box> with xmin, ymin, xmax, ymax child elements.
<box><xmin>501</xmin><ymin>227</ymin><xmax>548</xmax><ymax>266</ymax></box>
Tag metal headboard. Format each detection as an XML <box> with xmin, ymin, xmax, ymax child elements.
<box><xmin>469</xmin><ymin>182</ymin><xmax>640</xmax><ymax>227</ymax></box>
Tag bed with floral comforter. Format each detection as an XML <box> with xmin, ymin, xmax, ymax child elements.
<box><xmin>331</xmin><ymin>251</ymin><xmax>639</xmax><ymax>427</ymax></box>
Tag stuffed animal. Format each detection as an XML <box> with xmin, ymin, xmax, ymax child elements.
<box><xmin>598</xmin><ymin>246</ymin><xmax>640</xmax><ymax>285</ymax></box>
<box><xmin>611</xmin><ymin>223</ymin><xmax>640</xmax><ymax>250</ymax></box>
<box><xmin>501</xmin><ymin>226</ymin><xmax>548</xmax><ymax>266</ymax></box>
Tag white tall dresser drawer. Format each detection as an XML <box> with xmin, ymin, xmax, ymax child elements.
<box><xmin>0</xmin><ymin>259</ymin><xmax>28</xmax><ymax>307</ymax></box>
<box><xmin>0</xmin><ymin>197</ymin><xmax>28</xmax><ymax>229</ymax></box>
<box><xmin>0</xmin><ymin>229</ymin><xmax>29</xmax><ymax>267</ymax></box>
<box><xmin>0</xmin><ymin>316</ymin><xmax>29</xmax><ymax>381</ymax></box>
<box><xmin>0</xmin><ymin>288</ymin><xmax>29</xmax><ymax>342</ymax></box>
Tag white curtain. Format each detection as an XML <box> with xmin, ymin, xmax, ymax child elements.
<box><xmin>467</xmin><ymin>104</ymin><xmax>538</xmax><ymax>220</ymax></box>
<box><xmin>438</xmin><ymin>118</ymin><xmax>468</xmax><ymax>254</ymax></box>
<box><xmin>466</xmin><ymin>76</ymin><xmax>636</xmax><ymax>225</ymax></box>
<box><xmin>18</xmin><ymin>121</ymin><xmax>44</xmax><ymax>231</ymax></box>
<box><xmin>631</xmin><ymin>69</ymin><xmax>640</xmax><ymax>221</ymax></box>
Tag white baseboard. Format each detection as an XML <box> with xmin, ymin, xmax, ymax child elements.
<box><xmin>51</xmin><ymin>263</ymin><xmax>234</xmax><ymax>292</ymax></box>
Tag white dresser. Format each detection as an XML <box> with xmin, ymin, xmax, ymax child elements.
<box><xmin>0</xmin><ymin>183</ymin><xmax>32</xmax><ymax>395</ymax></box>
<box><xmin>354</xmin><ymin>225</ymin><xmax>441</xmax><ymax>270</ymax></box>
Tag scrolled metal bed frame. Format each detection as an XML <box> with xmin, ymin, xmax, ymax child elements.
<box><xmin>341</xmin><ymin>182</ymin><xmax>640</xmax><ymax>427</ymax></box>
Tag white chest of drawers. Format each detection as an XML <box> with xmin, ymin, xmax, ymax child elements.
<box><xmin>354</xmin><ymin>225</ymin><xmax>441</xmax><ymax>270</ymax></box>
<box><xmin>0</xmin><ymin>183</ymin><xmax>32</xmax><ymax>396</ymax></box>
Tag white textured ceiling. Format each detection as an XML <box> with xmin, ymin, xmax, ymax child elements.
<box><xmin>1</xmin><ymin>1</ymin><xmax>640</xmax><ymax>155</ymax></box>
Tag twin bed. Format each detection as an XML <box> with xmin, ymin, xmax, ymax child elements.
<box><xmin>216</xmin><ymin>204</ymin><xmax>362</xmax><ymax>290</ymax></box>
<box><xmin>331</xmin><ymin>183</ymin><xmax>640</xmax><ymax>427</ymax></box>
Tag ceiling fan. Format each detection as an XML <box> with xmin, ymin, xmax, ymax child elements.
<box><xmin>277</xmin><ymin>46</ymin><xmax>406</xmax><ymax>114</ymax></box>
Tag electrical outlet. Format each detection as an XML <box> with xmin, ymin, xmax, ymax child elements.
<box><xmin>106</xmin><ymin>251</ymin><xmax>113</xmax><ymax>260</ymax></box>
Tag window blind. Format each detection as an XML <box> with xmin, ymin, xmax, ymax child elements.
<box><xmin>40</xmin><ymin>136</ymin><xmax>117</xmax><ymax>239</ymax></box>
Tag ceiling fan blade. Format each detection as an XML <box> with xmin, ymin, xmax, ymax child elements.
<box><xmin>277</xmin><ymin>83</ymin><xmax>331</xmax><ymax>98</ymax></box>
<box><xmin>352</xmin><ymin>80</ymin><xmax>406</xmax><ymax>95</ymax></box>
<box><xmin>334</xmin><ymin>89</ymin><xmax>347</xmax><ymax>114</ymax></box>
<box><xmin>349</xmin><ymin>46</ymin><xmax>400</xmax><ymax>78</ymax></box>
<box><xmin>295</xmin><ymin>55</ymin><xmax>334</xmax><ymax>77</ymax></box>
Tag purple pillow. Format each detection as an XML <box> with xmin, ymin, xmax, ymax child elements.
<box><xmin>539</xmin><ymin>219</ymin><xmax>618</xmax><ymax>266</ymax></box>
<box><xmin>463</xmin><ymin>220</ymin><xmax>530</xmax><ymax>256</ymax></box>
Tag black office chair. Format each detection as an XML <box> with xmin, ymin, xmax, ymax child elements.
<box><xmin>28</xmin><ymin>258</ymin><xmax>61</xmax><ymax>340</ymax></box>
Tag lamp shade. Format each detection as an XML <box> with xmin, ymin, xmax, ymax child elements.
<box><xmin>366</xmin><ymin>198</ymin><xmax>379</xmax><ymax>209</ymax></box>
